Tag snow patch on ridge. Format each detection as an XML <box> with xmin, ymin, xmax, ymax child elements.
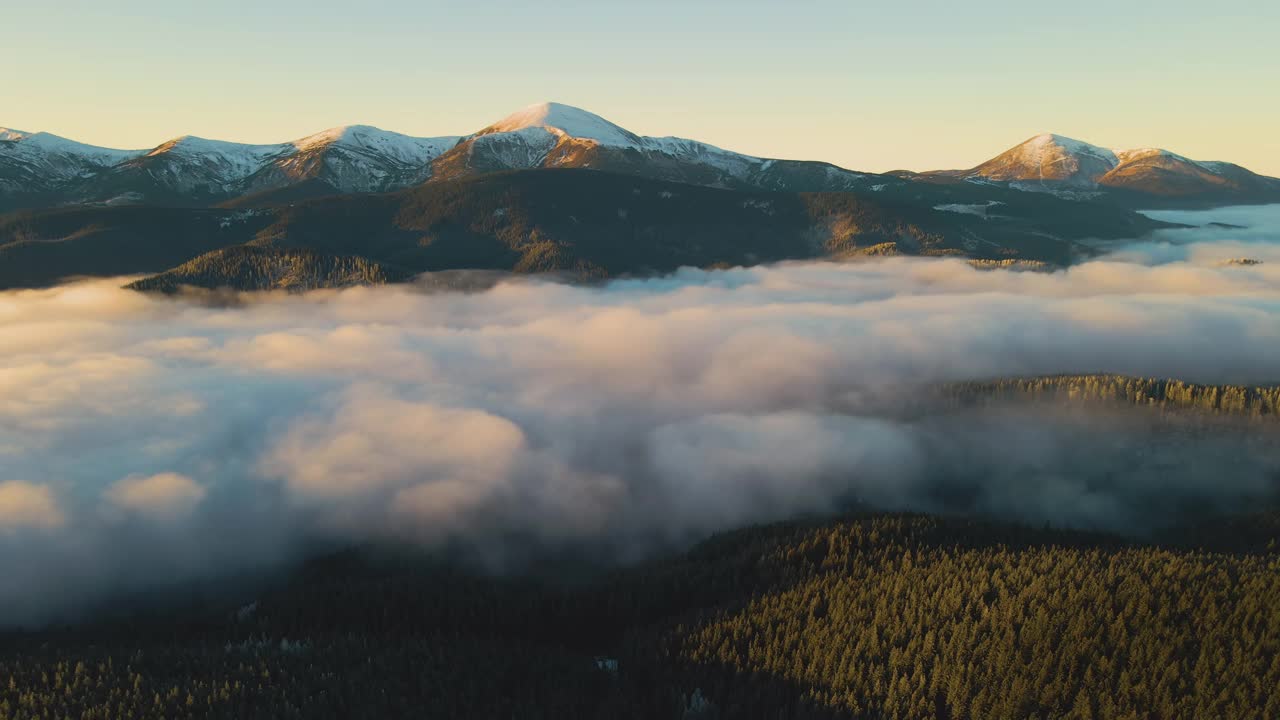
<box><xmin>934</xmin><ymin>201</ymin><xmax>1004</xmax><ymax>218</ymax></box>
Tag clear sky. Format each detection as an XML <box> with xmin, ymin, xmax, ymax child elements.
<box><xmin>5</xmin><ymin>0</ymin><xmax>1279</xmax><ymax>174</ymax></box>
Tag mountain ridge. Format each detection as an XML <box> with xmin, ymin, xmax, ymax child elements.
<box><xmin>900</xmin><ymin>132</ymin><xmax>1280</xmax><ymax>207</ymax></box>
<box><xmin>0</xmin><ymin>123</ymin><xmax>462</xmax><ymax>211</ymax></box>
<box><xmin>6</xmin><ymin>108</ymin><xmax>1278</xmax><ymax>212</ymax></box>
<box><xmin>0</xmin><ymin>106</ymin><xmax>1262</xmax><ymax>292</ymax></box>
<box><xmin>426</xmin><ymin>101</ymin><xmax>878</xmax><ymax>195</ymax></box>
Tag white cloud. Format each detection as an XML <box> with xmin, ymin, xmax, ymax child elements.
<box><xmin>105</xmin><ymin>472</ymin><xmax>207</xmax><ymax>519</ymax></box>
<box><xmin>0</xmin><ymin>481</ymin><xmax>64</xmax><ymax>531</ymax></box>
<box><xmin>0</xmin><ymin>203</ymin><xmax>1277</xmax><ymax>624</ymax></box>
<box><xmin>260</xmin><ymin>384</ymin><xmax>526</xmax><ymax>505</ymax></box>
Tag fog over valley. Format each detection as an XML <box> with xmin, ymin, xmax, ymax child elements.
<box><xmin>9</xmin><ymin>4</ymin><xmax>1280</xmax><ymax>715</ymax></box>
<box><xmin>1</xmin><ymin>205</ymin><xmax>1278</xmax><ymax>626</ymax></box>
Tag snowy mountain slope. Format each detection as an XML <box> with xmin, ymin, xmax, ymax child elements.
<box><xmin>0</xmin><ymin>125</ymin><xmax>460</xmax><ymax>210</ymax></box>
<box><xmin>246</xmin><ymin>126</ymin><xmax>462</xmax><ymax>196</ymax></box>
<box><xmin>96</xmin><ymin>136</ymin><xmax>296</xmax><ymax>200</ymax></box>
<box><xmin>1096</xmin><ymin>148</ymin><xmax>1271</xmax><ymax>197</ymax></box>
<box><xmin>86</xmin><ymin>127</ymin><xmax>465</xmax><ymax>205</ymax></box>
<box><xmin>0</xmin><ymin>129</ymin><xmax>143</xmax><ymax>168</ymax></box>
<box><xmin>6</xmin><ymin>110</ymin><xmax>1277</xmax><ymax>213</ymax></box>
<box><xmin>291</xmin><ymin>125</ymin><xmax>458</xmax><ymax>163</ymax></box>
<box><xmin>429</xmin><ymin>102</ymin><xmax>876</xmax><ymax>193</ymax></box>
<box><xmin>907</xmin><ymin>133</ymin><xmax>1280</xmax><ymax>206</ymax></box>
<box><xmin>0</xmin><ymin>129</ymin><xmax>146</xmax><ymax>200</ymax></box>
<box><xmin>968</xmin><ymin>134</ymin><xmax>1119</xmax><ymax>188</ymax></box>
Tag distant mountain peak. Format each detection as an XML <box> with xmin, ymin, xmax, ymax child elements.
<box><xmin>1113</xmin><ymin>146</ymin><xmax>1196</xmax><ymax>164</ymax></box>
<box><xmin>289</xmin><ymin>125</ymin><xmax>459</xmax><ymax>160</ymax></box>
<box><xmin>1029</xmin><ymin>132</ymin><xmax>1091</xmax><ymax>146</ymax></box>
<box><xmin>0</xmin><ymin>129</ymin><xmax>144</xmax><ymax>166</ymax></box>
<box><xmin>291</xmin><ymin>124</ymin><xmax>397</xmax><ymax>151</ymax></box>
<box><xmin>929</xmin><ymin>132</ymin><xmax>1280</xmax><ymax>204</ymax></box>
<box><xmin>479</xmin><ymin>102</ymin><xmax>642</xmax><ymax>147</ymax></box>
<box><xmin>1000</xmin><ymin>134</ymin><xmax>1212</xmax><ymax>173</ymax></box>
<box><xmin>967</xmin><ymin>133</ymin><xmax>1119</xmax><ymax>187</ymax></box>
<box><xmin>1020</xmin><ymin>133</ymin><xmax>1118</xmax><ymax>162</ymax></box>
<box><xmin>5</xmin><ymin>114</ymin><xmax>1276</xmax><ymax>214</ymax></box>
<box><xmin>148</xmin><ymin>135</ymin><xmax>287</xmax><ymax>157</ymax></box>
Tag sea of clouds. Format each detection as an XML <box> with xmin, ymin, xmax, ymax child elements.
<box><xmin>1</xmin><ymin>204</ymin><xmax>1278</xmax><ymax>625</ymax></box>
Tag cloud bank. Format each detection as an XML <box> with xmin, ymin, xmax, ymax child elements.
<box><xmin>1</xmin><ymin>205</ymin><xmax>1278</xmax><ymax>625</ymax></box>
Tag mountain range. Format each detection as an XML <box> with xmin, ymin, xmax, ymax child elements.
<box><xmin>897</xmin><ymin>133</ymin><xmax>1280</xmax><ymax>207</ymax></box>
<box><xmin>2</xmin><ymin>103</ymin><xmax>1274</xmax><ymax>291</ymax></box>
<box><xmin>0</xmin><ymin>124</ymin><xmax>460</xmax><ymax>211</ymax></box>
<box><xmin>5</xmin><ymin>106</ymin><xmax>1277</xmax><ymax>212</ymax></box>
<box><xmin>0</xmin><ymin>103</ymin><xmax>883</xmax><ymax>212</ymax></box>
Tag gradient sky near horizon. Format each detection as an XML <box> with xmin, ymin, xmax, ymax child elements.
<box><xmin>5</xmin><ymin>0</ymin><xmax>1279</xmax><ymax>174</ymax></box>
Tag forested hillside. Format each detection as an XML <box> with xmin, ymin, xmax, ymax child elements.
<box><xmin>0</xmin><ymin>207</ymin><xmax>276</xmax><ymax>289</ymax></box>
<box><xmin>2</xmin><ymin>511</ymin><xmax>1277</xmax><ymax>720</ymax></box>
<box><xmin>944</xmin><ymin>374</ymin><xmax>1280</xmax><ymax>419</ymax></box>
<box><xmin>1</xmin><ymin>169</ymin><xmax>1173</xmax><ymax>291</ymax></box>
<box><xmin>126</xmin><ymin>246</ymin><xmax>413</xmax><ymax>293</ymax></box>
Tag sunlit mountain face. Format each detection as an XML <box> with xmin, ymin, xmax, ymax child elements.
<box><xmin>896</xmin><ymin>132</ymin><xmax>1280</xmax><ymax>208</ymax></box>
<box><xmin>6</xmin><ymin>104</ymin><xmax>1279</xmax><ymax>213</ymax></box>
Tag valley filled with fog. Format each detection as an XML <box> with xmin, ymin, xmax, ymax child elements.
<box><xmin>1</xmin><ymin>204</ymin><xmax>1277</xmax><ymax>625</ymax></box>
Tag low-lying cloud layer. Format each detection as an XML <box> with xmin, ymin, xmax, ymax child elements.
<box><xmin>1</xmin><ymin>205</ymin><xmax>1279</xmax><ymax>625</ymax></box>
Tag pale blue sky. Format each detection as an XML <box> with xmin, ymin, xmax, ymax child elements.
<box><xmin>5</xmin><ymin>0</ymin><xmax>1278</xmax><ymax>174</ymax></box>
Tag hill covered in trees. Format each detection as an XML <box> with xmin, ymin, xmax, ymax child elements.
<box><xmin>942</xmin><ymin>374</ymin><xmax>1280</xmax><ymax>419</ymax></box>
<box><xmin>2</xmin><ymin>511</ymin><xmax>1277</xmax><ymax>720</ymax></box>
<box><xmin>125</xmin><ymin>246</ymin><xmax>413</xmax><ymax>293</ymax></box>
<box><xmin>2</xmin><ymin>376</ymin><xmax>1275</xmax><ymax>718</ymax></box>
<box><xmin>0</xmin><ymin>169</ymin><xmax>1171</xmax><ymax>291</ymax></box>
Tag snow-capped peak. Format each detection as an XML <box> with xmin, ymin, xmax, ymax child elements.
<box><xmin>958</xmin><ymin>131</ymin><xmax>1266</xmax><ymax>198</ymax></box>
<box><xmin>1022</xmin><ymin>133</ymin><xmax>1118</xmax><ymax>165</ymax></box>
<box><xmin>1020</xmin><ymin>135</ymin><xmax>1210</xmax><ymax>170</ymax></box>
<box><xmin>289</xmin><ymin>125</ymin><xmax>460</xmax><ymax>165</ymax></box>
<box><xmin>480</xmin><ymin>102</ymin><xmax>642</xmax><ymax>148</ymax></box>
<box><xmin>1025</xmin><ymin>136</ymin><xmax>1222</xmax><ymax>173</ymax></box>
<box><xmin>968</xmin><ymin>132</ymin><xmax>1122</xmax><ymax>187</ymax></box>
<box><xmin>0</xmin><ymin>129</ymin><xmax>144</xmax><ymax>164</ymax></box>
<box><xmin>147</xmin><ymin>135</ymin><xmax>290</xmax><ymax>158</ymax></box>
<box><xmin>437</xmin><ymin>102</ymin><xmax>870</xmax><ymax>191</ymax></box>
<box><xmin>292</xmin><ymin>125</ymin><xmax>385</xmax><ymax>151</ymax></box>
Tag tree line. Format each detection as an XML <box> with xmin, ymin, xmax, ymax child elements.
<box><xmin>2</xmin><ymin>510</ymin><xmax>1277</xmax><ymax>719</ymax></box>
<box><xmin>944</xmin><ymin>374</ymin><xmax>1280</xmax><ymax>419</ymax></box>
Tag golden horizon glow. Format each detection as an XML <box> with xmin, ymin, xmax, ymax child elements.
<box><xmin>4</xmin><ymin>0</ymin><xmax>1278</xmax><ymax>176</ymax></box>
